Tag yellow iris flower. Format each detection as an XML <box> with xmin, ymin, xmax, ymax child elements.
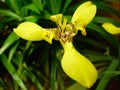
<box><xmin>13</xmin><ymin>1</ymin><xmax>97</xmax><ymax>88</ymax></box>
<box><xmin>102</xmin><ymin>23</ymin><xmax>120</xmax><ymax>34</ymax></box>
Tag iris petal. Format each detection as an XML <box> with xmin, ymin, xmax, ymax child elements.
<box><xmin>50</xmin><ymin>14</ymin><xmax>62</xmax><ymax>24</ymax></box>
<box><xmin>71</xmin><ymin>1</ymin><xmax>96</xmax><ymax>36</ymax></box>
<box><xmin>102</xmin><ymin>23</ymin><xmax>120</xmax><ymax>34</ymax></box>
<box><xmin>14</xmin><ymin>22</ymin><xmax>54</xmax><ymax>44</ymax></box>
<box><xmin>61</xmin><ymin>41</ymin><xmax>97</xmax><ymax>88</ymax></box>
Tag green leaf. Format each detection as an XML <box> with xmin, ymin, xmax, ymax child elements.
<box><xmin>94</xmin><ymin>1</ymin><xmax>120</xmax><ymax>17</ymax></box>
<box><xmin>23</xmin><ymin>16</ymin><xmax>38</xmax><ymax>22</ymax></box>
<box><xmin>25</xmin><ymin>69</ymin><xmax>43</xmax><ymax>90</ymax></box>
<box><xmin>29</xmin><ymin>66</ymin><xmax>48</xmax><ymax>83</ymax></box>
<box><xmin>0</xmin><ymin>9</ymin><xmax>22</xmax><ymax>21</ymax></box>
<box><xmin>32</xmin><ymin>0</ymin><xmax>44</xmax><ymax>11</ymax></box>
<box><xmin>8</xmin><ymin>41</ymin><xmax>20</xmax><ymax>62</ymax></box>
<box><xmin>0</xmin><ymin>54</ymin><xmax>27</xmax><ymax>90</ymax></box>
<box><xmin>65</xmin><ymin>3</ymin><xmax>82</xmax><ymax>14</ymax></box>
<box><xmin>62</xmin><ymin>0</ymin><xmax>72</xmax><ymax>13</ymax></box>
<box><xmin>21</xmin><ymin>3</ymin><xmax>40</xmax><ymax>15</ymax></box>
<box><xmin>46</xmin><ymin>0</ymin><xmax>62</xmax><ymax>14</ymax></box>
<box><xmin>50</xmin><ymin>51</ymin><xmax>59</xmax><ymax>90</ymax></box>
<box><xmin>81</xmin><ymin>50</ymin><xmax>110</xmax><ymax>62</ymax></box>
<box><xmin>93</xmin><ymin>16</ymin><xmax>120</xmax><ymax>26</ymax></box>
<box><xmin>9</xmin><ymin>0</ymin><xmax>21</xmax><ymax>14</ymax></box>
<box><xmin>75</xmin><ymin>36</ymin><xmax>106</xmax><ymax>49</ymax></box>
<box><xmin>96</xmin><ymin>59</ymin><xmax>119</xmax><ymax>90</ymax></box>
<box><xmin>67</xmin><ymin>83</ymin><xmax>88</xmax><ymax>90</ymax></box>
<box><xmin>87</xmin><ymin>22</ymin><xmax>119</xmax><ymax>49</ymax></box>
<box><xmin>0</xmin><ymin>32</ymin><xmax>19</xmax><ymax>55</ymax></box>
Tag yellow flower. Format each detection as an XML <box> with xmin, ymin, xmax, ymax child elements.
<box><xmin>13</xmin><ymin>1</ymin><xmax>97</xmax><ymax>88</ymax></box>
<box><xmin>13</xmin><ymin>22</ymin><xmax>54</xmax><ymax>44</ymax></box>
<box><xmin>14</xmin><ymin>1</ymin><xmax>96</xmax><ymax>44</ymax></box>
<box><xmin>61</xmin><ymin>41</ymin><xmax>97</xmax><ymax>88</ymax></box>
<box><xmin>50</xmin><ymin>2</ymin><xmax>98</xmax><ymax>87</ymax></box>
<box><xmin>102</xmin><ymin>23</ymin><xmax>120</xmax><ymax>34</ymax></box>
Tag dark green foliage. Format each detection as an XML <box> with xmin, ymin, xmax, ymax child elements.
<box><xmin>0</xmin><ymin>0</ymin><xmax>120</xmax><ymax>90</ymax></box>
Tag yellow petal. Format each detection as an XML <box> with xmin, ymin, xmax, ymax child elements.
<box><xmin>71</xmin><ymin>1</ymin><xmax>96</xmax><ymax>36</ymax></box>
<box><xmin>102</xmin><ymin>23</ymin><xmax>120</xmax><ymax>34</ymax></box>
<box><xmin>13</xmin><ymin>22</ymin><xmax>54</xmax><ymax>44</ymax></box>
<box><xmin>61</xmin><ymin>41</ymin><xmax>97</xmax><ymax>88</ymax></box>
<box><xmin>50</xmin><ymin>14</ymin><xmax>67</xmax><ymax>32</ymax></box>
<box><xmin>50</xmin><ymin>14</ymin><xmax>62</xmax><ymax>25</ymax></box>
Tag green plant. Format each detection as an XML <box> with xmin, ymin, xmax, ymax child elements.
<box><xmin>0</xmin><ymin>0</ymin><xmax>120</xmax><ymax>90</ymax></box>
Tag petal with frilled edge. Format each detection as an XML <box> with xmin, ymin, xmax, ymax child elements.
<box><xmin>71</xmin><ymin>1</ymin><xmax>96</xmax><ymax>36</ymax></box>
<box><xmin>102</xmin><ymin>23</ymin><xmax>120</xmax><ymax>34</ymax></box>
<box><xmin>61</xmin><ymin>41</ymin><xmax>97</xmax><ymax>88</ymax></box>
<box><xmin>13</xmin><ymin>22</ymin><xmax>54</xmax><ymax>44</ymax></box>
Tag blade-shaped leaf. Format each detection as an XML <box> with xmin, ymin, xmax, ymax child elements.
<box><xmin>25</xmin><ymin>69</ymin><xmax>43</xmax><ymax>90</ymax></box>
<box><xmin>0</xmin><ymin>9</ymin><xmax>22</xmax><ymax>21</ymax></box>
<box><xmin>46</xmin><ymin>0</ymin><xmax>62</xmax><ymax>14</ymax></box>
<box><xmin>93</xmin><ymin>1</ymin><xmax>120</xmax><ymax>17</ymax></box>
<box><xmin>32</xmin><ymin>0</ymin><xmax>43</xmax><ymax>11</ymax></box>
<box><xmin>96</xmin><ymin>59</ymin><xmax>119</xmax><ymax>90</ymax></box>
<box><xmin>67</xmin><ymin>83</ymin><xmax>88</xmax><ymax>90</ymax></box>
<box><xmin>21</xmin><ymin>3</ymin><xmax>40</xmax><ymax>16</ymax></box>
<box><xmin>93</xmin><ymin>16</ymin><xmax>120</xmax><ymax>26</ymax></box>
<box><xmin>9</xmin><ymin>0</ymin><xmax>21</xmax><ymax>14</ymax></box>
<box><xmin>8</xmin><ymin>41</ymin><xmax>20</xmax><ymax>62</ymax></box>
<box><xmin>0</xmin><ymin>54</ymin><xmax>27</xmax><ymax>90</ymax></box>
<box><xmin>62</xmin><ymin>0</ymin><xmax>72</xmax><ymax>13</ymax></box>
<box><xmin>87</xmin><ymin>22</ymin><xmax>119</xmax><ymax>49</ymax></box>
<box><xmin>0</xmin><ymin>32</ymin><xmax>19</xmax><ymax>55</ymax></box>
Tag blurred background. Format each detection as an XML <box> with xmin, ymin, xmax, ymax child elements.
<box><xmin>0</xmin><ymin>0</ymin><xmax>120</xmax><ymax>90</ymax></box>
